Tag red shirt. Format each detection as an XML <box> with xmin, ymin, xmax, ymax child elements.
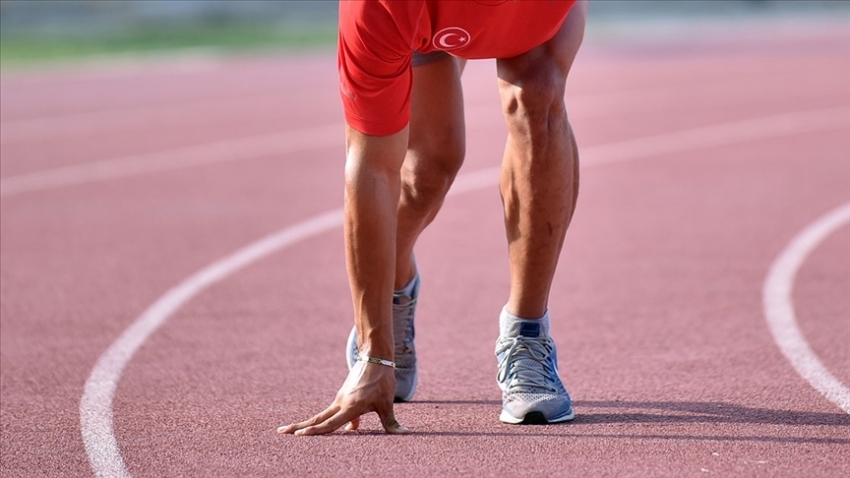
<box><xmin>338</xmin><ymin>0</ymin><xmax>577</xmax><ymax>135</ymax></box>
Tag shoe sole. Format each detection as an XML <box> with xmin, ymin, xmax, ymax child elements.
<box><xmin>345</xmin><ymin>326</ymin><xmax>417</xmax><ymax>402</ymax></box>
<box><xmin>499</xmin><ymin>409</ymin><xmax>575</xmax><ymax>425</ymax></box>
<box><xmin>345</xmin><ymin>326</ymin><xmax>358</xmax><ymax>369</ymax></box>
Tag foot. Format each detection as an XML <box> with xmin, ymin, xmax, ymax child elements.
<box><xmin>495</xmin><ymin>317</ymin><xmax>574</xmax><ymax>424</ymax></box>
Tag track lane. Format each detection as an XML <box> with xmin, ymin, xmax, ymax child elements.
<box><xmin>793</xmin><ymin>226</ymin><xmax>850</xmax><ymax>388</ymax></box>
<box><xmin>763</xmin><ymin>203</ymin><xmax>850</xmax><ymax>413</ymax></box>
<box><xmin>105</xmin><ymin>126</ymin><xmax>849</xmax><ymax>478</ymax></box>
<box><xmin>1</xmin><ymin>19</ymin><xmax>848</xmax><ymax>478</ymax></box>
<box><xmin>99</xmin><ymin>121</ymin><xmax>850</xmax><ymax>477</ymax></box>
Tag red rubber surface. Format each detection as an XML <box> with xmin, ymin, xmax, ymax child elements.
<box><xmin>2</xmin><ymin>20</ymin><xmax>849</xmax><ymax>478</ymax></box>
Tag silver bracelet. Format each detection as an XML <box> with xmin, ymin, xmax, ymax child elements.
<box><xmin>356</xmin><ymin>354</ymin><xmax>396</xmax><ymax>368</ymax></box>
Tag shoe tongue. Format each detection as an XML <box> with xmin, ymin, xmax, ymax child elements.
<box><xmin>499</xmin><ymin>307</ymin><xmax>551</xmax><ymax>337</ymax></box>
<box><xmin>519</xmin><ymin>321</ymin><xmax>540</xmax><ymax>337</ymax></box>
<box><xmin>502</xmin><ymin>319</ymin><xmax>549</xmax><ymax>338</ymax></box>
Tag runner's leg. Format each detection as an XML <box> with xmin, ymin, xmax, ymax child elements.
<box><xmin>496</xmin><ymin>0</ymin><xmax>587</xmax><ymax>319</ymax></box>
<box><xmin>395</xmin><ymin>55</ymin><xmax>467</xmax><ymax>288</ymax></box>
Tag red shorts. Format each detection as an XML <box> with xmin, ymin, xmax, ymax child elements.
<box><xmin>338</xmin><ymin>0</ymin><xmax>576</xmax><ymax>136</ymax></box>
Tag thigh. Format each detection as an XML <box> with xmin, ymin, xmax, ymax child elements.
<box><xmin>407</xmin><ymin>55</ymin><xmax>465</xmax><ymax>170</ymax></box>
<box><xmin>496</xmin><ymin>0</ymin><xmax>587</xmax><ymax>92</ymax></box>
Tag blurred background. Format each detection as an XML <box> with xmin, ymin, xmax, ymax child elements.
<box><xmin>1</xmin><ymin>0</ymin><xmax>848</xmax><ymax>71</ymax></box>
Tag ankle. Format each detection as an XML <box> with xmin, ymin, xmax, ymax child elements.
<box><xmin>395</xmin><ymin>271</ymin><xmax>417</xmax><ymax>296</ymax></box>
<box><xmin>499</xmin><ymin>306</ymin><xmax>550</xmax><ymax>337</ymax></box>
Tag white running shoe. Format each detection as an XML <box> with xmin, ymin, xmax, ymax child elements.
<box><xmin>495</xmin><ymin>319</ymin><xmax>574</xmax><ymax>424</ymax></box>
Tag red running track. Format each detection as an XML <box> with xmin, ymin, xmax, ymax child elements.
<box><xmin>1</xmin><ymin>17</ymin><xmax>849</xmax><ymax>478</ymax></box>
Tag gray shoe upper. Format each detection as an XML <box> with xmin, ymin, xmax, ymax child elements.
<box><xmin>391</xmin><ymin>277</ymin><xmax>418</xmax><ymax>370</ymax></box>
<box><xmin>346</xmin><ymin>271</ymin><xmax>419</xmax><ymax>402</ymax></box>
<box><xmin>495</xmin><ymin>319</ymin><xmax>573</xmax><ymax>423</ymax></box>
<box><xmin>389</xmin><ymin>272</ymin><xmax>419</xmax><ymax>401</ymax></box>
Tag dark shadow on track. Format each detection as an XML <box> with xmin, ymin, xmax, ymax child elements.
<box><xmin>391</xmin><ymin>399</ymin><xmax>849</xmax><ymax>443</ymax></box>
<box><xmin>409</xmin><ymin>400</ymin><xmax>848</xmax><ymax>427</ymax></box>
<box><xmin>573</xmin><ymin>400</ymin><xmax>850</xmax><ymax>427</ymax></box>
<box><xmin>395</xmin><ymin>432</ymin><xmax>849</xmax><ymax>445</ymax></box>
<box><xmin>409</xmin><ymin>400</ymin><xmax>502</xmax><ymax>405</ymax></box>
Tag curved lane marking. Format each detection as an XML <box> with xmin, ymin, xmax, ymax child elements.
<box><xmin>763</xmin><ymin>203</ymin><xmax>850</xmax><ymax>414</ymax></box>
<box><xmin>81</xmin><ymin>107</ymin><xmax>850</xmax><ymax>477</ymax></box>
<box><xmin>79</xmin><ymin>210</ymin><xmax>343</xmax><ymax>478</ymax></box>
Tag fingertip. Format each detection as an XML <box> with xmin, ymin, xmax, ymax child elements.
<box><xmin>277</xmin><ymin>425</ymin><xmax>292</xmax><ymax>434</ymax></box>
<box><xmin>380</xmin><ymin>416</ymin><xmax>410</xmax><ymax>434</ymax></box>
<box><xmin>390</xmin><ymin>424</ymin><xmax>410</xmax><ymax>434</ymax></box>
<box><xmin>294</xmin><ymin>425</ymin><xmax>326</xmax><ymax>436</ymax></box>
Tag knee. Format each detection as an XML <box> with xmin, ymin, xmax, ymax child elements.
<box><xmin>400</xmin><ymin>145</ymin><xmax>464</xmax><ymax>214</ymax></box>
<box><xmin>501</xmin><ymin>67</ymin><xmax>567</xmax><ymax>141</ymax></box>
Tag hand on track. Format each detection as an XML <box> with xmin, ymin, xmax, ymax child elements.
<box><xmin>277</xmin><ymin>360</ymin><xmax>409</xmax><ymax>436</ymax></box>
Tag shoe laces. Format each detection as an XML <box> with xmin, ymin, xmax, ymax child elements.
<box><xmin>496</xmin><ymin>335</ymin><xmax>558</xmax><ymax>393</ymax></box>
<box><xmin>392</xmin><ymin>292</ymin><xmax>417</xmax><ymax>361</ymax></box>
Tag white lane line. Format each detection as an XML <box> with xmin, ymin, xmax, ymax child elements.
<box><xmin>4</xmin><ymin>105</ymin><xmax>848</xmax><ymax>199</ymax></box>
<box><xmin>582</xmin><ymin>107</ymin><xmax>850</xmax><ymax>167</ymax></box>
<box><xmin>1</xmin><ymin>98</ymin><xmax>499</xmax><ymax>198</ymax></box>
<box><xmin>80</xmin><ymin>108</ymin><xmax>849</xmax><ymax>477</ymax></box>
<box><xmin>0</xmin><ymin>79</ymin><xmax>743</xmax><ymax>145</ymax></box>
<box><xmin>0</xmin><ymin>94</ymin><xmax>325</xmax><ymax>146</ymax></box>
<box><xmin>80</xmin><ymin>209</ymin><xmax>343</xmax><ymax>478</ymax></box>
<box><xmin>0</xmin><ymin>124</ymin><xmax>342</xmax><ymax>198</ymax></box>
<box><xmin>763</xmin><ymin>203</ymin><xmax>850</xmax><ymax>414</ymax></box>
<box><xmin>0</xmin><ymin>99</ymin><xmax>258</xmax><ymax>146</ymax></box>
<box><xmin>0</xmin><ymin>98</ymin><xmax>229</xmax><ymax>146</ymax></box>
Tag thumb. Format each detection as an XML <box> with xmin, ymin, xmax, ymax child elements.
<box><xmin>345</xmin><ymin>416</ymin><xmax>360</xmax><ymax>431</ymax></box>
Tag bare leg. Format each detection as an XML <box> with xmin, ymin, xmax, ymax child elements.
<box><xmin>496</xmin><ymin>0</ymin><xmax>587</xmax><ymax>319</ymax></box>
<box><xmin>395</xmin><ymin>57</ymin><xmax>467</xmax><ymax>288</ymax></box>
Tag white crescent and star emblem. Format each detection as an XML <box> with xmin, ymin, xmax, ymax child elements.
<box><xmin>432</xmin><ymin>27</ymin><xmax>471</xmax><ymax>50</ymax></box>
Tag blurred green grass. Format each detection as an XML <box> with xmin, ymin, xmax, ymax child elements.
<box><xmin>0</xmin><ymin>23</ymin><xmax>338</xmax><ymax>69</ymax></box>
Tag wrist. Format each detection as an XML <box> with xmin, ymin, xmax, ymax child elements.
<box><xmin>358</xmin><ymin>329</ymin><xmax>394</xmax><ymax>360</ymax></box>
<box><xmin>356</xmin><ymin>354</ymin><xmax>396</xmax><ymax>368</ymax></box>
